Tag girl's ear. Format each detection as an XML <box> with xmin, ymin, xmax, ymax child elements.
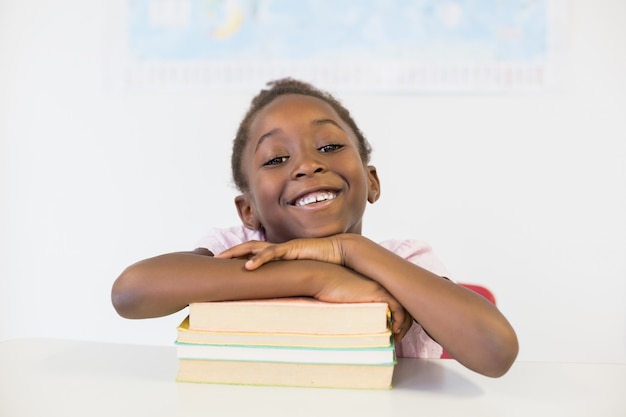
<box><xmin>366</xmin><ymin>165</ymin><xmax>381</xmax><ymax>203</ymax></box>
<box><xmin>234</xmin><ymin>194</ymin><xmax>263</xmax><ymax>230</ymax></box>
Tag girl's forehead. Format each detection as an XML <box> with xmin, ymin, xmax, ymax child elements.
<box><xmin>248</xmin><ymin>94</ymin><xmax>350</xmax><ymax>141</ymax></box>
<box><xmin>252</xmin><ymin>94</ymin><xmax>341</xmax><ymax>126</ymax></box>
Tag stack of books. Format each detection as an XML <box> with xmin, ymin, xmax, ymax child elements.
<box><xmin>175</xmin><ymin>297</ymin><xmax>396</xmax><ymax>389</ymax></box>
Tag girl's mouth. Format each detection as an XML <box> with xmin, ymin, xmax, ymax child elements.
<box><xmin>294</xmin><ymin>190</ymin><xmax>337</xmax><ymax>207</ymax></box>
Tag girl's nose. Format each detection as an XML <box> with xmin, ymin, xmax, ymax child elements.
<box><xmin>291</xmin><ymin>152</ymin><xmax>327</xmax><ymax>179</ymax></box>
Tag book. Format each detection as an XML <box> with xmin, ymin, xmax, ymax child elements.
<box><xmin>175</xmin><ymin>340</ymin><xmax>396</xmax><ymax>365</ymax></box>
<box><xmin>188</xmin><ymin>297</ymin><xmax>390</xmax><ymax>335</ymax></box>
<box><xmin>177</xmin><ymin>316</ymin><xmax>392</xmax><ymax>348</ymax></box>
<box><xmin>177</xmin><ymin>297</ymin><xmax>396</xmax><ymax>389</ymax></box>
<box><xmin>176</xmin><ymin>360</ymin><xmax>395</xmax><ymax>389</ymax></box>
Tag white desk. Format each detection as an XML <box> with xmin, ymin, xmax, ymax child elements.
<box><xmin>1</xmin><ymin>338</ymin><xmax>624</xmax><ymax>417</ymax></box>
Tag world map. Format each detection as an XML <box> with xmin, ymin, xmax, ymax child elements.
<box><xmin>128</xmin><ymin>0</ymin><xmax>548</xmax><ymax>62</ymax></box>
<box><xmin>112</xmin><ymin>0</ymin><xmax>564</xmax><ymax>93</ymax></box>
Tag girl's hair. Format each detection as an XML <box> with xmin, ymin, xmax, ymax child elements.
<box><xmin>231</xmin><ymin>78</ymin><xmax>372</xmax><ymax>192</ymax></box>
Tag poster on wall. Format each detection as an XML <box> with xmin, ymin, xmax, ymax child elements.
<box><xmin>107</xmin><ymin>0</ymin><xmax>567</xmax><ymax>94</ymax></box>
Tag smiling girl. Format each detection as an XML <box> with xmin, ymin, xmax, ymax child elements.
<box><xmin>112</xmin><ymin>78</ymin><xmax>518</xmax><ymax>377</ymax></box>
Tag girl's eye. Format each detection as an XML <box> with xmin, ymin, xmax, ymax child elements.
<box><xmin>263</xmin><ymin>156</ymin><xmax>289</xmax><ymax>166</ymax></box>
<box><xmin>319</xmin><ymin>144</ymin><xmax>344</xmax><ymax>153</ymax></box>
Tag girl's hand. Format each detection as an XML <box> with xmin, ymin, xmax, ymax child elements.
<box><xmin>217</xmin><ymin>237</ymin><xmax>413</xmax><ymax>340</ymax></box>
<box><xmin>313</xmin><ymin>266</ymin><xmax>413</xmax><ymax>341</ymax></box>
<box><xmin>215</xmin><ymin>237</ymin><xmax>345</xmax><ymax>270</ymax></box>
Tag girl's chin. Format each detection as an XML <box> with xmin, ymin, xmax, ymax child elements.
<box><xmin>266</xmin><ymin>220</ymin><xmax>362</xmax><ymax>242</ymax></box>
<box><xmin>297</xmin><ymin>225</ymin><xmax>361</xmax><ymax>239</ymax></box>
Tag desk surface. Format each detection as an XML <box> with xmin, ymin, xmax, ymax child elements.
<box><xmin>1</xmin><ymin>338</ymin><xmax>624</xmax><ymax>417</ymax></box>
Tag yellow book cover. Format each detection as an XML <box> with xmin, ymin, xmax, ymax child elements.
<box><xmin>176</xmin><ymin>316</ymin><xmax>392</xmax><ymax>348</ymax></box>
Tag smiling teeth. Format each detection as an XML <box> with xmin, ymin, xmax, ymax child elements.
<box><xmin>295</xmin><ymin>191</ymin><xmax>337</xmax><ymax>206</ymax></box>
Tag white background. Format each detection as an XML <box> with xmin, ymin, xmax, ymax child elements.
<box><xmin>1</xmin><ymin>0</ymin><xmax>624</xmax><ymax>364</ymax></box>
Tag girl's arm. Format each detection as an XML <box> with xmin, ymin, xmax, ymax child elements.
<box><xmin>111</xmin><ymin>249</ymin><xmax>411</xmax><ymax>336</ymax></box>
<box><xmin>337</xmin><ymin>234</ymin><xmax>518</xmax><ymax>378</ymax></box>
<box><xmin>217</xmin><ymin>235</ymin><xmax>519</xmax><ymax>377</ymax></box>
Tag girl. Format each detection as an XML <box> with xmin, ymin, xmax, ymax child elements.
<box><xmin>112</xmin><ymin>78</ymin><xmax>518</xmax><ymax>377</ymax></box>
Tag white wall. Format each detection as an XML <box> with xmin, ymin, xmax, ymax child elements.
<box><xmin>1</xmin><ymin>0</ymin><xmax>624</xmax><ymax>364</ymax></box>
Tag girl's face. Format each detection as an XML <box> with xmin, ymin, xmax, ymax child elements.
<box><xmin>236</xmin><ymin>94</ymin><xmax>380</xmax><ymax>243</ymax></box>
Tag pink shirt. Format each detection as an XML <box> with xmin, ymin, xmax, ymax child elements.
<box><xmin>196</xmin><ymin>226</ymin><xmax>447</xmax><ymax>359</ymax></box>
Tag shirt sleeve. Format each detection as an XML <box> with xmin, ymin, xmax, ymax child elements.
<box><xmin>378</xmin><ymin>239</ymin><xmax>450</xmax><ymax>278</ymax></box>
<box><xmin>378</xmin><ymin>239</ymin><xmax>447</xmax><ymax>359</ymax></box>
<box><xmin>195</xmin><ymin>226</ymin><xmax>265</xmax><ymax>254</ymax></box>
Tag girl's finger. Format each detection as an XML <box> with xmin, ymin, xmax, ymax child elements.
<box><xmin>215</xmin><ymin>241</ymin><xmax>266</xmax><ymax>258</ymax></box>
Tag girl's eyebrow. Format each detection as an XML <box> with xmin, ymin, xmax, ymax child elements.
<box><xmin>255</xmin><ymin>128</ymin><xmax>281</xmax><ymax>151</ymax></box>
<box><xmin>255</xmin><ymin>119</ymin><xmax>345</xmax><ymax>151</ymax></box>
<box><xmin>312</xmin><ymin>118</ymin><xmax>345</xmax><ymax>131</ymax></box>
